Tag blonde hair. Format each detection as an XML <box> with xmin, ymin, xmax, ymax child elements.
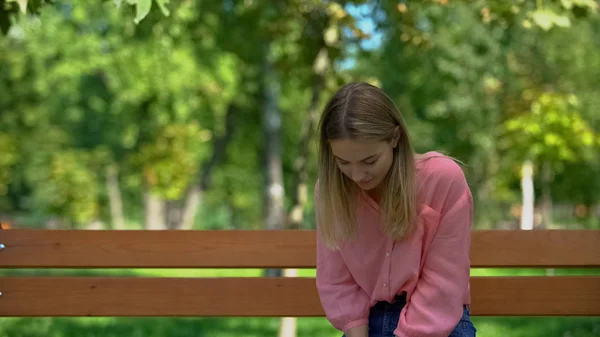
<box><xmin>316</xmin><ymin>82</ymin><xmax>417</xmax><ymax>249</ymax></box>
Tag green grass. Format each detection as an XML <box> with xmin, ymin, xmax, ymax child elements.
<box><xmin>1</xmin><ymin>268</ymin><xmax>598</xmax><ymax>337</ymax></box>
<box><xmin>1</xmin><ymin>316</ymin><xmax>599</xmax><ymax>337</ymax></box>
<box><xmin>0</xmin><ymin>317</ymin><xmax>340</xmax><ymax>337</ymax></box>
<box><xmin>7</xmin><ymin>267</ymin><xmax>597</xmax><ymax>278</ymax></box>
<box><xmin>472</xmin><ymin>317</ymin><xmax>600</xmax><ymax>337</ymax></box>
<box><xmin>470</xmin><ymin>267</ymin><xmax>600</xmax><ymax>276</ymax></box>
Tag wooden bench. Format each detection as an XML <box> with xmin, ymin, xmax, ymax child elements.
<box><xmin>0</xmin><ymin>229</ymin><xmax>598</xmax><ymax>317</ymax></box>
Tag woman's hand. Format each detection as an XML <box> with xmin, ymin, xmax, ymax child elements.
<box><xmin>344</xmin><ymin>325</ymin><xmax>368</xmax><ymax>337</ymax></box>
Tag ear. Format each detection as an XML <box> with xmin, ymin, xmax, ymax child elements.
<box><xmin>392</xmin><ymin>126</ymin><xmax>401</xmax><ymax>148</ymax></box>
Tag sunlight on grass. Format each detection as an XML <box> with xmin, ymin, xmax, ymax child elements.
<box><xmin>0</xmin><ymin>268</ymin><xmax>264</xmax><ymax>277</ymax></box>
<box><xmin>471</xmin><ymin>268</ymin><xmax>600</xmax><ymax>276</ymax></box>
<box><xmin>1</xmin><ymin>316</ymin><xmax>599</xmax><ymax>337</ymax></box>
<box><xmin>2</xmin><ymin>267</ymin><xmax>598</xmax><ymax>278</ymax></box>
<box><xmin>473</xmin><ymin>317</ymin><xmax>600</xmax><ymax>337</ymax></box>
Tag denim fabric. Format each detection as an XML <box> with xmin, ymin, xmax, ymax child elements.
<box><xmin>342</xmin><ymin>294</ymin><xmax>476</xmax><ymax>337</ymax></box>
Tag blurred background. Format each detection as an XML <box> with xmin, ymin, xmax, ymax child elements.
<box><xmin>0</xmin><ymin>0</ymin><xmax>599</xmax><ymax>336</ymax></box>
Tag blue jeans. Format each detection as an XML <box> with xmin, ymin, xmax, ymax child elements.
<box><xmin>342</xmin><ymin>294</ymin><xmax>476</xmax><ymax>337</ymax></box>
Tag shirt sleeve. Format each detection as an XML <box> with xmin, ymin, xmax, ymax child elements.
<box><xmin>314</xmin><ymin>185</ymin><xmax>371</xmax><ymax>333</ymax></box>
<box><xmin>394</xmin><ymin>162</ymin><xmax>473</xmax><ymax>337</ymax></box>
<box><xmin>316</xmin><ymin>229</ymin><xmax>371</xmax><ymax>332</ymax></box>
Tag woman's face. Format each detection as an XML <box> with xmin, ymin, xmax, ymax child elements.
<box><xmin>330</xmin><ymin>135</ymin><xmax>398</xmax><ymax>191</ymax></box>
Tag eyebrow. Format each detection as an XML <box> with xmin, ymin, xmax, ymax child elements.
<box><xmin>334</xmin><ymin>153</ymin><xmax>379</xmax><ymax>163</ymax></box>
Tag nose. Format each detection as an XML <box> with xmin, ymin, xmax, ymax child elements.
<box><xmin>351</xmin><ymin>168</ymin><xmax>367</xmax><ymax>183</ymax></box>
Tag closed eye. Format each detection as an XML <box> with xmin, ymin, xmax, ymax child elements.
<box><xmin>334</xmin><ymin>154</ymin><xmax>379</xmax><ymax>165</ymax></box>
<box><xmin>363</xmin><ymin>155</ymin><xmax>379</xmax><ymax>165</ymax></box>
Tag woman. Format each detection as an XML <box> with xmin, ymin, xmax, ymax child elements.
<box><xmin>315</xmin><ymin>82</ymin><xmax>476</xmax><ymax>337</ymax></box>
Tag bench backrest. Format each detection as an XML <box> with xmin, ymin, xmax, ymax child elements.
<box><xmin>0</xmin><ymin>229</ymin><xmax>598</xmax><ymax>317</ymax></box>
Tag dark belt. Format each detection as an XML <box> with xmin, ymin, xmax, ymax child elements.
<box><xmin>372</xmin><ymin>292</ymin><xmax>407</xmax><ymax>311</ymax></box>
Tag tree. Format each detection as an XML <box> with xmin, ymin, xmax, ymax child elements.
<box><xmin>0</xmin><ymin>0</ymin><xmax>171</xmax><ymax>34</ymax></box>
<box><xmin>501</xmin><ymin>92</ymin><xmax>597</xmax><ymax>228</ymax></box>
<box><xmin>0</xmin><ymin>0</ymin><xmax>242</xmax><ymax>229</ymax></box>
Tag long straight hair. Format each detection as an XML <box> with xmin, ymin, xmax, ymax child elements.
<box><xmin>316</xmin><ymin>82</ymin><xmax>417</xmax><ymax>249</ymax></box>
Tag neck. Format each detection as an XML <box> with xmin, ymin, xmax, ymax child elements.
<box><xmin>366</xmin><ymin>185</ymin><xmax>383</xmax><ymax>204</ymax></box>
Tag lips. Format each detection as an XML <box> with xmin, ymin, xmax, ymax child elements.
<box><xmin>357</xmin><ymin>178</ymin><xmax>373</xmax><ymax>185</ymax></box>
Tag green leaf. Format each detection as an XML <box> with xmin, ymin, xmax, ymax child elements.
<box><xmin>531</xmin><ymin>10</ymin><xmax>557</xmax><ymax>31</ymax></box>
<box><xmin>7</xmin><ymin>0</ymin><xmax>28</xmax><ymax>13</ymax></box>
<box><xmin>554</xmin><ymin>15</ymin><xmax>571</xmax><ymax>28</ymax></box>
<box><xmin>531</xmin><ymin>9</ymin><xmax>571</xmax><ymax>31</ymax></box>
<box><xmin>324</xmin><ymin>26</ymin><xmax>339</xmax><ymax>46</ymax></box>
<box><xmin>155</xmin><ymin>0</ymin><xmax>170</xmax><ymax>16</ymax></box>
<box><xmin>562</xmin><ymin>0</ymin><xmax>599</xmax><ymax>11</ymax></box>
<box><xmin>134</xmin><ymin>0</ymin><xmax>152</xmax><ymax>24</ymax></box>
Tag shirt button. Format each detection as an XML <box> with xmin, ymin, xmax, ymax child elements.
<box><xmin>383</xmin><ymin>282</ymin><xmax>388</xmax><ymax>287</ymax></box>
<box><xmin>386</xmin><ymin>252</ymin><xmax>390</xmax><ymax>257</ymax></box>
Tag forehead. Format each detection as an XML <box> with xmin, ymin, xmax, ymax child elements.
<box><xmin>329</xmin><ymin>138</ymin><xmax>386</xmax><ymax>161</ymax></box>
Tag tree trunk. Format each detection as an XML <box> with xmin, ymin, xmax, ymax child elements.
<box><xmin>86</xmin><ymin>219</ymin><xmax>105</xmax><ymax>230</ymax></box>
<box><xmin>262</xmin><ymin>40</ymin><xmax>285</xmax><ymax>278</ymax></box>
<box><xmin>45</xmin><ymin>217</ymin><xmax>62</xmax><ymax>229</ymax></box>
<box><xmin>475</xmin><ymin>99</ymin><xmax>501</xmax><ymax>230</ymax></box>
<box><xmin>487</xmin><ymin>146</ymin><xmax>500</xmax><ymax>229</ymax></box>
<box><xmin>476</xmin><ymin>149</ymin><xmax>499</xmax><ymax>229</ymax></box>
<box><xmin>278</xmin><ymin>267</ymin><xmax>299</xmax><ymax>337</ymax></box>
<box><xmin>540</xmin><ymin>160</ymin><xmax>555</xmax><ymax>276</ymax></box>
<box><xmin>106</xmin><ymin>165</ymin><xmax>126</xmax><ymax>230</ymax></box>
<box><xmin>278</xmin><ymin>46</ymin><xmax>328</xmax><ymax>337</ymax></box>
<box><xmin>178</xmin><ymin>103</ymin><xmax>238</xmax><ymax>230</ymax></box>
<box><xmin>541</xmin><ymin>160</ymin><xmax>553</xmax><ymax>229</ymax></box>
<box><xmin>179</xmin><ymin>186</ymin><xmax>203</xmax><ymax>230</ymax></box>
<box><xmin>166</xmin><ymin>200</ymin><xmax>184</xmax><ymax>230</ymax></box>
<box><xmin>144</xmin><ymin>188</ymin><xmax>166</xmax><ymax>230</ymax></box>
<box><xmin>286</xmin><ymin>46</ymin><xmax>328</xmax><ymax>230</ymax></box>
<box><xmin>520</xmin><ymin>160</ymin><xmax>535</xmax><ymax>230</ymax></box>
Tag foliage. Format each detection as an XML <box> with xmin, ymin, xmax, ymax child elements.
<box><xmin>502</xmin><ymin>92</ymin><xmax>597</xmax><ymax>164</ymax></box>
<box><xmin>0</xmin><ymin>0</ymin><xmax>598</xmax><ymax>229</ymax></box>
<box><xmin>1</xmin><ymin>0</ymin><xmax>170</xmax><ymax>33</ymax></box>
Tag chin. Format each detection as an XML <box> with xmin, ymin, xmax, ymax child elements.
<box><xmin>357</xmin><ymin>179</ymin><xmax>377</xmax><ymax>190</ymax></box>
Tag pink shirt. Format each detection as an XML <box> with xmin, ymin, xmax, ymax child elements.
<box><xmin>315</xmin><ymin>152</ymin><xmax>473</xmax><ymax>337</ymax></box>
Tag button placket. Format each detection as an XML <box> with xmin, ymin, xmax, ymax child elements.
<box><xmin>382</xmin><ymin>239</ymin><xmax>394</xmax><ymax>294</ymax></box>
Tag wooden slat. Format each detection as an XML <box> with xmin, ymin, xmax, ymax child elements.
<box><xmin>0</xmin><ymin>229</ymin><xmax>599</xmax><ymax>268</ymax></box>
<box><xmin>0</xmin><ymin>230</ymin><xmax>316</xmax><ymax>268</ymax></box>
<box><xmin>469</xmin><ymin>276</ymin><xmax>600</xmax><ymax>316</ymax></box>
<box><xmin>469</xmin><ymin>230</ymin><xmax>600</xmax><ymax>268</ymax></box>
<box><xmin>0</xmin><ymin>276</ymin><xmax>598</xmax><ymax>317</ymax></box>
